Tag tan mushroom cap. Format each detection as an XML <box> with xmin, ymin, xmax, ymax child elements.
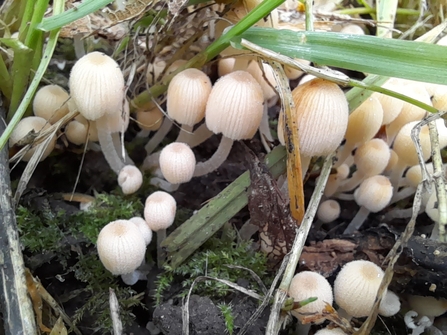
<box><xmin>159</xmin><ymin>142</ymin><xmax>196</xmax><ymax>184</ymax></box>
<box><xmin>69</xmin><ymin>51</ymin><xmax>125</xmax><ymax>121</ymax></box>
<box><xmin>291</xmin><ymin>78</ymin><xmax>349</xmax><ymax>157</ymax></box>
<box><xmin>33</xmin><ymin>85</ymin><xmax>70</xmax><ymax>124</ymax></box>
<box><xmin>97</xmin><ymin>220</ymin><xmax>147</xmax><ymax>275</ymax></box>
<box><xmin>167</xmin><ymin>68</ymin><xmax>212</xmax><ymax>126</ymax></box>
<box><xmin>407</xmin><ymin>295</ymin><xmax>447</xmax><ymax>317</ymax></box>
<box><xmin>354</xmin><ymin>138</ymin><xmax>390</xmax><ymax>177</ymax></box>
<box><xmin>136</xmin><ymin>108</ymin><xmax>164</xmax><ymax>131</ymax></box>
<box><xmin>317</xmin><ymin>199</ymin><xmax>341</xmax><ymax>223</ymax></box>
<box><xmin>334</xmin><ymin>260</ymin><xmax>384</xmax><ymax>318</ymax></box>
<box><xmin>144</xmin><ymin>191</ymin><xmax>177</xmax><ymax>231</ymax></box>
<box><xmin>9</xmin><ymin>116</ymin><xmax>56</xmax><ymax>161</ymax></box>
<box><xmin>288</xmin><ymin>271</ymin><xmax>333</xmax><ymax>322</ymax></box>
<box><xmin>205</xmin><ymin>70</ymin><xmax>264</xmax><ymax>140</ymax></box>
<box><xmin>65</xmin><ymin>120</ymin><xmax>88</xmax><ymax>145</ymax></box>
<box><xmin>354</xmin><ymin>175</ymin><xmax>393</xmax><ymax>213</ymax></box>
<box><xmin>393</xmin><ymin>121</ymin><xmax>431</xmax><ymax>167</ymax></box>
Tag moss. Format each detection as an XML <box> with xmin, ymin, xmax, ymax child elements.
<box><xmin>154</xmin><ymin>225</ymin><xmax>270</xmax><ymax>304</ymax></box>
<box><xmin>218</xmin><ymin>302</ymin><xmax>235</xmax><ymax>335</ymax></box>
<box><xmin>16</xmin><ymin>193</ymin><xmax>145</xmax><ymax>334</ymax></box>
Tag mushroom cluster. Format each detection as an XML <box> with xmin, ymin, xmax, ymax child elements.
<box><xmin>96</xmin><ymin>190</ymin><xmax>177</xmax><ymax>284</ymax></box>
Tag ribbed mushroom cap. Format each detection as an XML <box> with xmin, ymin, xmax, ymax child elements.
<box><xmin>317</xmin><ymin>199</ymin><xmax>341</xmax><ymax>223</ymax></box>
<box><xmin>159</xmin><ymin>142</ymin><xmax>196</xmax><ymax>184</ymax></box>
<box><xmin>345</xmin><ymin>97</ymin><xmax>383</xmax><ymax>146</ymax></box>
<box><xmin>129</xmin><ymin>217</ymin><xmax>153</xmax><ymax>246</ymax></box>
<box><xmin>167</xmin><ymin>68</ymin><xmax>212</xmax><ymax>126</ymax></box>
<box><xmin>69</xmin><ymin>51</ymin><xmax>125</xmax><ymax>121</ymax></box>
<box><xmin>118</xmin><ymin>165</ymin><xmax>143</xmax><ymax>195</ymax></box>
<box><xmin>33</xmin><ymin>85</ymin><xmax>70</xmax><ymax>124</ymax></box>
<box><xmin>247</xmin><ymin>61</ymin><xmax>278</xmax><ymax>101</ymax></box>
<box><xmin>205</xmin><ymin>71</ymin><xmax>264</xmax><ymax>140</ymax></box>
<box><xmin>407</xmin><ymin>295</ymin><xmax>447</xmax><ymax>317</ymax></box>
<box><xmin>97</xmin><ymin>220</ymin><xmax>147</xmax><ymax>275</ymax></box>
<box><xmin>371</xmin><ymin>78</ymin><xmax>405</xmax><ymax>125</ymax></box>
<box><xmin>9</xmin><ymin>116</ymin><xmax>56</xmax><ymax>161</ymax></box>
<box><xmin>288</xmin><ymin>271</ymin><xmax>333</xmax><ymax>322</ymax></box>
<box><xmin>291</xmin><ymin>78</ymin><xmax>349</xmax><ymax>157</ymax></box>
<box><xmin>393</xmin><ymin>121</ymin><xmax>431</xmax><ymax>167</ymax></box>
<box><xmin>354</xmin><ymin>175</ymin><xmax>393</xmax><ymax>213</ymax></box>
<box><xmin>144</xmin><ymin>191</ymin><xmax>177</xmax><ymax>231</ymax></box>
<box><xmin>354</xmin><ymin>139</ymin><xmax>390</xmax><ymax>177</ymax></box>
<box><xmin>101</xmin><ymin>98</ymin><xmax>130</xmax><ymax>133</ymax></box>
<box><xmin>379</xmin><ymin>291</ymin><xmax>401</xmax><ymax>317</ymax></box>
<box><xmin>334</xmin><ymin>260</ymin><xmax>384</xmax><ymax>318</ymax></box>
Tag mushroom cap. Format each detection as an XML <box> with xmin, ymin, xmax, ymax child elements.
<box><xmin>314</xmin><ymin>328</ymin><xmax>348</xmax><ymax>335</ymax></box>
<box><xmin>167</xmin><ymin>68</ymin><xmax>212</xmax><ymax>126</ymax></box>
<box><xmin>9</xmin><ymin>116</ymin><xmax>56</xmax><ymax>161</ymax></box>
<box><xmin>354</xmin><ymin>175</ymin><xmax>393</xmax><ymax>213</ymax></box>
<box><xmin>288</xmin><ymin>271</ymin><xmax>333</xmax><ymax>322</ymax></box>
<box><xmin>97</xmin><ymin>220</ymin><xmax>147</xmax><ymax>275</ymax></box>
<box><xmin>65</xmin><ymin>120</ymin><xmax>88</xmax><ymax>145</ymax></box>
<box><xmin>144</xmin><ymin>191</ymin><xmax>177</xmax><ymax>231</ymax></box>
<box><xmin>33</xmin><ymin>85</ymin><xmax>70</xmax><ymax>124</ymax></box>
<box><xmin>247</xmin><ymin>61</ymin><xmax>278</xmax><ymax>101</ymax></box>
<box><xmin>371</xmin><ymin>78</ymin><xmax>405</xmax><ymax>125</ymax></box>
<box><xmin>159</xmin><ymin>142</ymin><xmax>196</xmax><ymax>184</ymax></box>
<box><xmin>393</xmin><ymin>121</ymin><xmax>431</xmax><ymax>167</ymax></box>
<box><xmin>291</xmin><ymin>78</ymin><xmax>349</xmax><ymax>157</ymax></box>
<box><xmin>345</xmin><ymin>96</ymin><xmax>384</xmax><ymax>146</ymax></box>
<box><xmin>69</xmin><ymin>51</ymin><xmax>125</xmax><ymax>121</ymax></box>
<box><xmin>334</xmin><ymin>260</ymin><xmax>384</xmax><ymax>318</ymax></box>
<box><xmin>118</xmin><ymin>165</ymin><xmax>143</xmax><ymax>195</ymax></box>
<box><xmin>136</xmin><ymin>108</ymin><xmax>164</xmax><ymax>131</ymax></box>
<box><xmin>129</xmin><ymin>216</ymin><xmax>153</xmax><ymax>246</ymax></box>
<box><xmin>406</xmin><ymin>163</ymin><xmax>433</xmax><ymax>188</ymax></box>
<box><xmin>354</xmin><ymin>138</ymin><xmax>390</xmax><ymax>177</ymax></box>
<box><xmin>205</xmin><ymin>70</ymin><xmax>264</xmax><ymax>140</ymax></box>
<box><xmin>384</xmin><ymin>149</ymin><xmax>398</xmax><ymax>174</ymax></box>
<box><xmin>378</xmin><ymin>291</ymin><xmax>401</xmax><ymax>317</ymax></box>
<box><xmin>317</xmin><ymin>199</ymin><xmax>341</xmax><ymax>223</ymax></box>
<box><xmin>407</xmin><ymin>295</ymin><xmax>447</xmax><ymax>317</ymax></box>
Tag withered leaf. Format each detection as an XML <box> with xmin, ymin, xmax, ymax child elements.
<box><xmin>247</xmin><ymin>147</ymin><xmax>296</xmax><ymax>267</ymax></box>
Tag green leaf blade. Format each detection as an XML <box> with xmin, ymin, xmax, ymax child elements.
<box><xmin>234</xmin><ymin>28</ymin><xmax>447</xmax><ymax>85</ymax></box>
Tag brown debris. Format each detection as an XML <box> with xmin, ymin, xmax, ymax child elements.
<box><xmin>247</xmin><ymin>149</ymin><xmax>296</xmax><ymax>267</ymax></box>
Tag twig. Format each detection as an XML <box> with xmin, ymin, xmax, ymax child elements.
<box><xmin>265</xmin><ymin>153</ymin><xmax>334</xmax><ymax>334</ymax></box>
<box><xmin>0</xmin><ymin>102</ymin><xmax>37</xmax><ymax>334</ymax></box>
<box><xmin>109</xmin><ymin>288</ymin><xmax>123</xmax><ymax>335</ymax></box>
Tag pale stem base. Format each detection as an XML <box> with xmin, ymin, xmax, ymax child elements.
<box><xmin>96</xmin><ymin>117</ymin><xmax>125</xmax><ymax>174</ymax></box>
<box><xmin>344</xmin><ymin>205</ymin><xmax>370</xmax><ymax>234</ymax></box>
<box><xmin>145</xmin><ymin>118</ymin><xmax>173</xmax><ymax>155</ymax></box>
<box><xmin>334</xmin><ymin>141</ymin><xmax>355</xmax><ymax>168</ymax></box>
<box><xmin>337</xmin><ymin>171</ymin><xmax>364</xmax><ymax>193</ymax></box>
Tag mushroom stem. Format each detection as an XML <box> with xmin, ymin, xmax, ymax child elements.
<box><xmin>390</xmin><ymin>159</ymin><xmax>408</xmax><ymax>199</ymax></box>
<box><xmin>145</xmin><ymin>117</ymin><xmax>173</xmax><ymax>155</ymax></box>
<box><xmin>337</xmin><ymin>171</ymin><xmax>364</xmax><ymax>193</ymax></box>
<box><xmin>176</xmin><ymin>123</ymin><xmax>214</xmax><ymax>148</ymax></box>
<box><xmin>390</xmin><ymin>186</ymin><xmax>416</xmax><ymax>204</ymax></box>
<box><xmin>344</xmin><ymin>206</ymin><xmax>370</xmax><ymax>234</ymax></box>
<box><xmin>175</xmin><ymin>124</ymin><xmax>193</xmax><ymax>143</ymax></box>
<box><xmin>96</xmin><ymin>117</ymin><xmax>125</xmax><ymax>174</ymax></box>
<box><xmin>300</xmin><ymin>155</ymin><xmax>311</xmax><ymax>178</ymax></box>
<box><xmin>193</xmin><ymin>136</ymin><xmax>234</xmax><ymax>177</ymax></box>
<box><xmin>121</xmin><ymin>270</ymin><xmax>147</xmax><ymax>286</ymax></box>
<box><xmin>334</xmin><ymin>140</ymin><xmax>355</xmax><ymax>168</ymax></box>
<box><xmin>73</xmin><ymin>34</ymin><xmax>85</xmax><ymax>59</ymax></box>
<box><xmin>112</xmin><ymin>132</ymin><xmax>134</xmax><ymax>165</ymax></box>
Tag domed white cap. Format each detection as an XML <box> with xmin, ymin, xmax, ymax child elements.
<box><xmin>159</xmin><ymin>142</ymin><xmax>196</xmax><ymax>184</ymax></box>
<box><xmin>354</xmin><ymin>175</ymin><xmax>393</xmax><ymax>213</ymax></box>
<box><xmin>118</xmin><ymin>165</ymin><xmax>143</xmax><ymax>195</ymax></box>
<box><xmin>288</xmin><ymin>271</ymin><xmax>333</xmax><ymax>322</ymax></box>
<box><xmin>69</xmin><ymin>51</ymin><xmax>125</xmax><ymax>121</ymax></box>
<box><xmin>334</xmin><ymin>260</ymin><xmax>384</xmax><ymax>318</ymax></box>
<box><xmin>97</xmin><ymin>220</ymin><xmax>147</xmax><ymax>275</ymax></box>
<box><xmin>129</xmin><ymin>217</ymin><xmax>153</xmax><ymax>246</ymax></box>
<box><xmin>144</xmin><ymin>191</ymin><xmax>176</xmax><ymax>231</ymax></box>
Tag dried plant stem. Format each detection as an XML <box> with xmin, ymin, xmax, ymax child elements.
<box><xmin>265</xmin><ymin>153</ymin><xmax>334</xmax><ymax>335</ymax></box>
<box><xmin>0</xmin><ymin>106</ymin><xmax>37</xmax><ymax>335</ymax></box>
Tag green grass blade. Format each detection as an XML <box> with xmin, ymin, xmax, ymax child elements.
<box><xmin>232</xmin><ymin>27</ymin><xmax>447</xmax><ymax>85</ymax></box>
<box><xmin>0</xmin><ymin>0</ymin><xmax>64</xmax><ymax>151</ymax></box>
<box><xmin>38</xmin><ymin>0</ymin><xmax>113</xmax><ymax>31</ymax></box>
<box><xmin>376</xmin><ymin>0</ymin><xmax>398</xmax><ymax>38</ymax></box>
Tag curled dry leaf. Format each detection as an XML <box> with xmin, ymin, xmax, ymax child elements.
<box><xmin>247</xmin><ymin>148</ymin><xmax>296</xmax><ymax>268</ymax></box>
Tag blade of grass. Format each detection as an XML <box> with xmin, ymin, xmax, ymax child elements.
<box><xmin>38</xmin><ymin>0</ymin><xmax>114</xmax><ymax>31</ymax></box>
<box><xmin>8</xmin><ymin>0</ymin><xmax>49</xmax><ymax>120</ymax></box>
<box><xmin>376</xmin><ymin>0</ymin><xmax>398</xmax><ymax>38</ymax></box>
<box><xmin>233</xmin><ymin>27</ymin><xmax>447</xmax><ymax>85</ymax></box>
<box><xmin>0</xmin><ymin>0</ymin><xmax>64</xmax><ymax>151</ymax></box>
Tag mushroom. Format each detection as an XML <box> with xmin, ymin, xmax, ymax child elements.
<box><xmin>33</xmin><ymin>85</ymin><xmax>70</xmax><ymax>124</ymax></box>
<box><xmin>378</xmin><ymin>291</ymin><xmax>401</xmax><ymax>317</ymax></box>
<box><xmin>288</xmin><ymin>271</ymin><xmax>333</xmax><ymax>334</ymax></box>
<box><xmin>96</xmin><ymin>220</ymin><xmax>147</xmax><ymax>285</ymax></box>
<box><xmin>405</xmin><ymin>311</ymin><xmax>434</xmax><ymax>335</ymax></box>
<box><xmin>9</xmin><ymin>116</ymin><xmax>56</xmax><ymax>162</ymax></box>
<box><xmin>317</xmin><ymin>199</ymin><xmax>341</xmax><ymax>223</ymax></box>
<box><xmin>118</xmin><ymin>165</ymin><xmax>143</xmax><ymax>195</ymax></box>
<box><xmin>144</xmin><ymin>191</ymin><xmax>177</xmax><ymax>267</ymax></box>
<box><xmin>344</xmin><ymin>175</ymin><xmax>393</xmax><ymax>234</ymax></box>
<box><xmin>333</xmin><ymin>260</ymin><xmax>384</xmax><ymax>320</ymax></box>
<box><xmin>129</xmin><ymin>216</ymin><xmax>153</xmax><ymax>246</ymax></box>
<box><xmin>151</xmin><ymin>142</ymin><xmax>196</xmax><ymax>191</ymax></box>
<box><xmin>289</xmin><ymin>78</ymin><xmax>349</xmax><ymax>176</ymax></box>
<box><xmin>193</xmin><ymin>70</ymin><xmax>264</xmax><ymax>176</ymax></box>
